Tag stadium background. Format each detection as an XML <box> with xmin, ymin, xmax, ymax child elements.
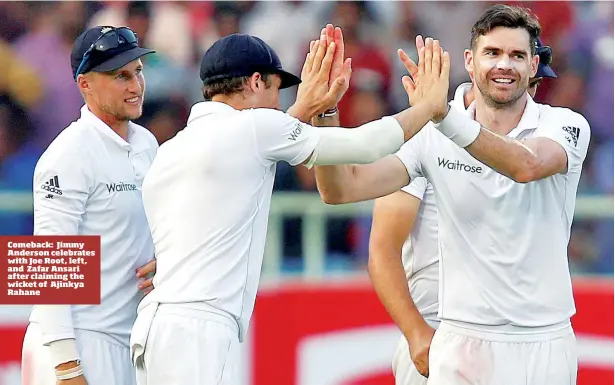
<box><xmin>0</xmin><ymin>1</ymin><xmax>612</xmax><ymax>384</ymax></box>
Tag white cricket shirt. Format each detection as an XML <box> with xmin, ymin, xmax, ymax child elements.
<box><xmin>394</xmin><ymin>96</ymin><xmax>590</xmax><ymax>328</ymax></box>
<box><xmin>400</xmin><ymin>177</ymin><xmax>439</xmax><ymax>323</ymax></box>
<box><xmin>30</xmin><ymin>105</ymin><xmax>158</xmax><ymax>347</ymax></box>
<box><xmin>141</xmin><ymin>101</ymin><xmax>320</xmax><ymax>341</ymax></box>
<box><xmin>399</xmin><ymin>83</ymin><xmax>471</xmax><ymax>324</ymax></box>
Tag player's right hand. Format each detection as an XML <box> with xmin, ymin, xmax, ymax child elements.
<box><xmin>324</xmin><ymin>23</ymin><xmax>352</xmax><ymax>106</ymax></box>
<box><xmin>407</xmin><ymin>323</ymin><xmax>436</xmax><ymax>378</ymax></box>
<box><xmin>57</xmin><ymin>374</ymin><xmax>88</xmax><ymax>385</ymax></box>
<box><xmin>398</xmin><ymin>36</ymin><xmax>450</xmax><ymax>123</ymax></box>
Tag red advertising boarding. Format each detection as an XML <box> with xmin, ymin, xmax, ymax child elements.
<box><xmin>252</xmin><ymin>277</ymin><xmax>614</xmax><ymax>385</ymax></box>
<box><xmin>0</xmin><ymin>277</ymin><xmax>611</xmax><ymax>385</ymax></box>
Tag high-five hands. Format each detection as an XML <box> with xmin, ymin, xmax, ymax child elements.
<box><xmin>290</xmin><ymin>27</ymin><xmax>346</xmax><ymax>120</ymax></box>
<box><xmin>322</xmin><ymin>23</ymin><xmax>352</xmax><ymax>107</ymax></box>
<box><xmin>398</xmin><ymin>36</ymin><xmax>451</xmax><ymax>123</ymax></box>
<box><xmin>289</xmin><ymin>24</ymin><xmax>352</xmax><ymax>122</ymax></box>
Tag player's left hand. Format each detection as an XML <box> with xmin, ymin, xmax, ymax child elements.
<box><xmin>407</xmin><ymin>323</ymin><xmax>436</xmax><ymax>378</ymax></box>
<box><xmin>136</xmin><ymin>259</ymin><xmax>156</xmax><ymax>295</ymax></box>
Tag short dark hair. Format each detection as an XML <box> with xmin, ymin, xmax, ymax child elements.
<box><xmin>470</xmin><ymin>4</ymin><xmax>541</xmax><ymax>55</ymax></box>
<box><xmin>202</xmin><ymin>73</ymin><xmax>272</xmax><ymax>100</ymax></box>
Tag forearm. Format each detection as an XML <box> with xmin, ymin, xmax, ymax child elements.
<box><xmin>393</xmin><ymin>102</ymin><xmax>435</xmax><ymax>141</ymax></box>
<box><xmin>368</xmin><ymin>253</ymin><xmax>428</xmax><ymax>340</ymax></box>
<box><xmin>33</xmin><ymin>211</ymin><xmax>81</xmax><ymax>367</ymax></box>
<box><xmin>434</xmin><ymin>105</ymin><xmax>537</xmax><ymax>183</ymax></box>
<box><xmin>33</xmin><ymin>305</ymin><xmax>79</xmax><ymax>367</ymax></box>
<box><xmin>50</xmin><ymin>338</ymin><xmax>80</xmax><ymax>368</ymax></box>
<box><xmin>465</xmin><ymin>128</ymin><xmax>538</xmax><ymax>182</ymax></box>
<box><xmin>311</xmin><ymin>112</ymin><xmax>349</xmax><ymax>202</ymax></box>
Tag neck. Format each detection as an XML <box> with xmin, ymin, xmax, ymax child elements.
<box><xmin>474</xmin><ymin>92</ymin><xmax>528</xmax><ymax>135</ymax></box>
<box><xmin>211</xmin><ymin>93</ymin><xmax>250</xmax><ymax>110</ymax></box>
<box><xmin>86</xmin><ymin>103</ymin><xmax>129</xmax><ymax>141</ymax></box>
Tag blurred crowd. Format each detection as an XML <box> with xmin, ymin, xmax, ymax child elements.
<box><xmin>0</xmin><ymin>1</ymin><xmax>612</xmax><ymax>274</ymax></box>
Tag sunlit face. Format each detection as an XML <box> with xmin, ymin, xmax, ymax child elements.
<box><xmin>79</xmin><ymin>59</ymin><xmax>146</xmax><ymax>122</ymax></box>
<box><xmin>465</xmin><ymin>27</ymin><xmax>539</xmax><ymax>109</ymax></box>
<box><xmin>250</xmin><ymin>73</ymin><xmax>282</xmax><ymax>110</ymax></box>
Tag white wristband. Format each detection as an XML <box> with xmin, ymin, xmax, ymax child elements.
<box><xmin>433</xmin><ymin>103</ymin><xmax>481</xmax><ymax>148</ymax></box>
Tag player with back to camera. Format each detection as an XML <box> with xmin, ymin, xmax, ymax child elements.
<box><xmin>21</xmin><ymin>26</ymin><xmax>159</xmax><ymax>385</ymax></box>
<box><xmin>314</xmin><ymin>5</ymin><xmax>590</xmax><ymax>384</ymax></box>
<box><xmin>367</xmin><ymin>34</ymin><xmax>559</xmax><ymax>384</ymax></box>
<box><xmin>129</xmin><ymin>24</ymin><xmax>451</xmax><ymax>385</ymax></box>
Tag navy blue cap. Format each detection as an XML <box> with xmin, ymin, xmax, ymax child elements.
<box><xmin>71</xmin><ymin>26</ymin><xmax>155</xmax><ymax>80</ymax></box>
<box><xmin>200</xmin><ymin>34</ymin><xmax>301</xmax><ymax>89</ymax></box>
<box><xmin>535</xmin><ymin>37</ymin><xmax>557</xmax><ymax>79</ymax></box>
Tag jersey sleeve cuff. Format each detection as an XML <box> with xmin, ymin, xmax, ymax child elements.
<box><xmin>48</xmin><ymin>338</ymin><xmax>80</xmax><ymax>368</ymax></box>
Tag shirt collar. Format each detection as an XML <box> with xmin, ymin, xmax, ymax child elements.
<box><xmin>452</xmin><ymin>82</ymin><xmax>473</xmax><ymax>111</ymax></box>
<box><xmin>464</xmin><ymin>93</ymin><xmax>540</xmax><ymax>137</ymax></box>
<box><xmin>187</xmin><ymin>101</ymin><xmax>237</xmax><ymax>125</ymax></box>
<box><xmin>80</xmin><ymin>105</ymin><xmax>149</xmax><ymax>153</ymax></box>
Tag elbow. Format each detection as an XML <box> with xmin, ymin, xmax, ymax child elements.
<box><xmin>511</xmin><ymin>156</ymin><xmax>541</xmax><ymax>184</ymax></box>
<box><xmin>511</xmin><ymin>170</ymin><xmax>534</xmax><ymax>184</ymax></box>
<box><xmin>367</xmin><ymin>251</ymin><xmax>379</xmax><ymax>278</ymax></box>
<box><xmin>319</xmin><ymin>189</ymin><xmax>347</xmax><ymax>205</ymax></box>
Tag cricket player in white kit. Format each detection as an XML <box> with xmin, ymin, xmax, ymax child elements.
<box><xmin>368</xmin><ymin>36</ymin><xmax>559</xmax><ymax>385</ymax></box>
<box><xmin>129</xmin><ymin>25</ymin><xmax>451</xmax><ymax>384</ymax></box>
<box><xmin>21</xmin><ymin>26</ymin><xmax>158</xmax><ymax>385</ymax></box>
<box><xmin>315</xmin><ymin>5</ymin><xmax>590</xmax><ymax>385</ymax></box>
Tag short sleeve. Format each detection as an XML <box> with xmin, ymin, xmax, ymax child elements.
<box><xmin>250</xmin><ymin>108</ymin><xmax>320</xmax><ymax>166</ymax></box>
<box><xmin>33</xmin><ymin>146</ymin><xmax>92</xmax><ymax>235</ymax></box>
<box><xmin>532</xmin><ymin>107</ymin><xmax>591</xmax><ymax>174</ymax></box>
<box><xmin>394</xmin><ymin>128</ymin><xmax>426</xmax><ymax>181</ymax></box>
<box><xmin>401</xmin><ymin>177</ymin><xmax>429</xmax><ymax>200</ymax></box>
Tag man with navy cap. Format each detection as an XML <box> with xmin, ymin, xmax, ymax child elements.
<box><xmin>21</xmin><ymin>26</ymin><xmax>159</xmax><ymax>385</ymax></box>
<box><xmin>129</xmin><ymin>26</ymin><xmax>451</xmax><ymax>385</ymax></box>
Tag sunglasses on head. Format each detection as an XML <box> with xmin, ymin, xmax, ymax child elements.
<box><xmin>74</xmin><ymin>27</ymin><xmax>139</xmax><ymax>80</ymax></box>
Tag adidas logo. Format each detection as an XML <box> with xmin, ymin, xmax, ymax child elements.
<box><xmin>41</xmin><ymin>175</ymin><xmax>63</xmax><ymax>195</ymax></box>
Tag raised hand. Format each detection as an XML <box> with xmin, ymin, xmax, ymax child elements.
<box><xmin>324</xmin><ymin>23</ymin><xmax>351</xmax><ymax>106</ymax></box>
<box><xmin>398</xmin><ymin>36</ymin><xmax>450</xmax><ymax>122</ymax></box>
<box><xmin>289</xmin><ymin>28</ymin><xmax>344</xmax><ymax>121</ymax></box>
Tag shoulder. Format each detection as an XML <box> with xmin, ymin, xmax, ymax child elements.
<box><xmin>244</xmin><ymin>107</ymin><xmax>296</xmax><ymax>123</ymax></box>
<box><xmin>37</xmin><ymin>121</ymin><xmax>92</xmax><ymax>166</ymax></box>
<box><xmin>537</xmin><ymin>104</ymin><xmax>591</xmax><ymax>132</ymax></box>
<box><xmin>242</xmin><ymin>108</ymin><xmax>306</xmax><ymax>138</ymax></box>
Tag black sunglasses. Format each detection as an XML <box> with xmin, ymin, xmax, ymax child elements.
<box><xmin>74</xmin><ymin>27</ymin><xmax>139</xmax><ymax>80</ymax></box>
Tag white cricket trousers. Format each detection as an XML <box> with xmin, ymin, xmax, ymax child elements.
<box><xmin>427</xmin><ymin>321</ymin><xmax>577</xmax><ymax>385</ymax></box>
<box><xmin>21</xmin><ymin>322</ymin><xmax>135</xmax><ymax>385</ymax></box>
<box><xmin>136</xmin><ymin>304</ymin><xmax>239</xmax><ymax>385</ymax></box>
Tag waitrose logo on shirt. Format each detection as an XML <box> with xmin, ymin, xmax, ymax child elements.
<box><xmin>438</xmin><ymin>157</ymin><xmax>483</xmax><ymax>174</ymax></box>
<box><xmin>106</xmin><ymin>182</ymin><xmax>137</xmax><ymax>193</ymax></box>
